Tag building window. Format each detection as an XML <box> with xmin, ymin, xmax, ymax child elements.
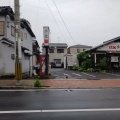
<box><xmin>11</xmin><ymin>26</ymin><xmax>15</xmax><ymax>36</ymax></box>
<box><xmin>49</xmin><ymin>49</ymin><xmax>54</xmax><ymax>53</ymax></box>
<box><xmin>77</xmin><ymin>49</ymin><xmax>79</xmax><ymax>53</ymax></box>
<box><xmin>0</xmin><ymin>21</ymin><xmax>4</xmax><ymax>36</ymax></box>
<box><xmin>57</xmin><ymin>49</ymin><xmax>64</xmax><ymax>53</ymax></box>
<box><xmin>24</xmin><ymin>33</ymin><xmax>27</xmax><ymax>40</ymax></box>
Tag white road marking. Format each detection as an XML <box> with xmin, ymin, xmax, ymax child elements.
<box><xmin>1</xmin><ymin>108</ymin><xmax>120</xmax><ymax>114</ymax></box>
<box><xmin>63</xmin><ymin>73</ymin><xmax>71</xmax><ymax>77</ymax></box>
<box><xmin>82</xmin><ymin>72</ymin><xmax>96</xmax><ymax>77</ymax></box>
<box><xmin>0</xmin><ymin>89</ymin><xmax>108</xmax><ymax>92</ymax></box>
<box><xmin>105</xmin><ymin>73</ymin><xmax>120</xmax><ymax>77</ymax></box>
<box><xmin>72</xmin><ymin>73</ymin><xmax>81</xmax><ymax>76</ymax></box>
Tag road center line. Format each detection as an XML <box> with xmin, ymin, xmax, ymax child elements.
<box><xmin>1</xmin><ymin>108</ymin><xmax>120</xmax><ymax>114</ymax></box>
<box><xmin>82</xmin><ymin>72</ymin><xmax>96</xmax><ymax>77</ymax></box>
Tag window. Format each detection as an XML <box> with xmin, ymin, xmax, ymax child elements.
<box><xmin>49</xmin><ymin>49</ymin><xmax>54</xmax><ymax>53</ymax></box>
<box><xmin>24</xmin><ymin>33</ymin><xmax>27</xmax><ymax>40</ymax></box>
<box><xmin>0</xmin><ymin>21</ymin><xmax>4</xmax><ymax>36</ymax></box>
<box><xmin>57</xmin><ymin>49</ymin><xmax>64</xmax><ymax>53</ymax></box>
<box><xmin>11</xmin><ymin>26</ymin><xmax>15</xmax><ymax>36</ymax></box>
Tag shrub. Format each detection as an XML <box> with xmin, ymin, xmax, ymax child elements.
<box><xmin>77</xmin><ymin>52</ymin><xmax>91</xmax><ymax>66</ymax></box>
<box><xmin>96</xmin><ymin>58</ymin><xmax>107</xmax><ymax>70</ymax></box>
<box><xmin>81</xmin><ymin>59</ymin><xmax>93</xmax><ymax>70</ymax></box>
<box><xmin>78</xmin><ymin>67</ymin><xmax>84</xmax><ymax>71</ymax></box>
<box><xmin>86</xmin><ymin>68</ymin><xmax>94</xmax><ymax>72</ymax></box>
<box><xmin>72</xmin><ymin>65</ymin><xmax>79</xmax><ymax>71</ymax></box>
<box><xmin>34</xmin><ymin>79</ymin><xmax>41</xmax><ymax>87</ymax></box>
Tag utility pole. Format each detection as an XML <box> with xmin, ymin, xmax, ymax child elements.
<box><xmin>14</xmin><ymin>0</ymin><xmax>22</xmax><ymax>84</ymax></box>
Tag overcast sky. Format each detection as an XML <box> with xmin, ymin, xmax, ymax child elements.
<box><xmin>1</xmin><ymin>0</ymin><xmax>120</xmax><ymax>48</ymax></box>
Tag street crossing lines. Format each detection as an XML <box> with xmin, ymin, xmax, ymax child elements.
<box><xmin>72</xmin><ymin>73</ymin><xmax>81</xmax><ymax>76</ymax></box>
<box><xmin>82</xmin><ymin>72</ymin><xmax>96</xmax><ymax>77</ymax></box>
<box><xmin>1</xmin><ymin>108</ymin><xmax>120</xmax><ymax>114</ymax></box>
<box><xmin>104</xmin><ymin>73</ymin><xmax>120</xmax><ymax>77</ymax></box>
<box><xmin>63</xmin><ymin>73</ymin><xmax>71</xmax><ymax>77</ymax></box>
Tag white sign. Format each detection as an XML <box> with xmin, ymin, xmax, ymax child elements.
<box><xmin>67</xmin><ymin>54</ymin><xmax>74</xmax><ymax>66</ymax></box>
<box><xmin>97</xmin><ymin>43</ymin><xmax>120</xmax><ymax>52</ymax></box>
<box><xmin>43</xmin><ymin>26</ymin><xmax>49</xmax><ymax>46</ymax></box>
<box><xmin>111</xmin><ymin>56</ymin><xmax>118</xmax><ymax>62</ymax></box>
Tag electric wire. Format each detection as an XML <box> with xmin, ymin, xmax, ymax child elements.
<box><xmin>53</xmin><ymin>0</ymin><xmax>76</xmax><ymax>44</ymax></box>
<box><xmin>44</xmin><ymin>0</ymin><xmax>68</xmax><ymax>44</ymax></box>
<box><xmin>34</xmin><ymin>0</ymin><xmax>41</xmax><ymax>32</ymax></box>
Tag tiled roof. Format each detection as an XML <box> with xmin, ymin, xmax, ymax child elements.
<box><xmin>87</xmin><ymin>36</ymin><xmax>120</xmax><ymax>52</ymax></box>
<box><xmin>0</xmin><ymin>6</ymin><xmax>35</xmax><ymax>38</ymax></box>
<box><xmin>42</xmin><ymin>43</ymin><xmax>68</xmax><ymax>47</ymax></box>
<box><xmin>49</xmin><ymin>43</ymin><xmax>68</xmax><ymax>47</ymax></box>
<box><xmin>68</xmin><ymin>44</ymin><xmax>92</xmax><ymax>48</ymax></box>
<box><xmin>0</xmin><ymin>6</ymin><xmax>14</xmax><ymax>20</ymax></box>
<box><xmin>21</xmin><ymin>19</ymin><xmax>35</xmax><ymax>37</ymax></box>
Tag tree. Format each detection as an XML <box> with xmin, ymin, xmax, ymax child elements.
<box><xmin>77</xmin><ymin>52</ymin><xmax>90</xmax><ymax>66</ymax></box>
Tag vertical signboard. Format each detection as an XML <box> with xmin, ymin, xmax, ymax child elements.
<box><xmin>43</xmin><ymin>26</ymin><xmax>49</xmax><ymax>46</ymax></box>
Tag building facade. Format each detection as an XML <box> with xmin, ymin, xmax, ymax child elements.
<box><xmin>0</xmin><ymin>6</ymin><xmax>35</xmax><ymax>77</ymax></box>
<box><xmin>42</xmin><ymin>43</ymin><xmax>68</xmax><ymax>68</ymax></box>
<box><xmin>87</xmin><ymin>36</ymin><xmax>120</xmax><ymax>71</ymax></box>
<box><xmin>67</xmin><ymin>44</ymin><xmax>92</xmax><ymax>54</ymax></box>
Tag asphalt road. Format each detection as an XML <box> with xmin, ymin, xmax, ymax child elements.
<box><xmin>50</xmin><ymin>68</ymin><xmax>120</xmax><ymax>79</ymax></box>
<box><xmin>0</xmin><ymin>89</ymin><xmax>120</xmax><ymax>119</ymax></box>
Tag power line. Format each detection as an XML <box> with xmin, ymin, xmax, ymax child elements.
<box><xmin>35</xmin><ymin>0</ymin><xmax>41</xmax><ymax>32</ymax></box>
<box><xmin>44</xmin><ymin>0</ymin><xmax>68</xmax><ymax>43</ymax></box>
<box><xmin>52</xmin><ymin>0</ymin><xmax>76</xmax><ymax>44</ymax></box>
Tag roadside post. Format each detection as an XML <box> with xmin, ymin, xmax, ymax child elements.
<box><xmin>43</xmin><ymin>26</ymin><xmax>50</xmax><ymax>75</ymax></box>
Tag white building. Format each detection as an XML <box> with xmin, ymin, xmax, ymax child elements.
<box><xmin>0</xmin><ymin>6</ymin><xmax>35</xmax><ymax>77</ymax></box>
<box><xmin>67</xmin><ymin>44</ymin><xmax>92</xmax><ymax>54</ymax></box>
<box><xmin>42</xmin><ymin>43</ymin><xmax>68</xmax><ymax>68</ymax></box>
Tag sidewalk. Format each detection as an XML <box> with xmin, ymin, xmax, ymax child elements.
<box><xmin>0</xmin><ymin>79</ymin><xmax>120</xmax><ymax>89</ymax></box>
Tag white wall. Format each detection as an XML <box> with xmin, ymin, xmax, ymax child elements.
<box><xmin>21</xmin><ymin>27</ymin><xmax>33</xmax><ymax>76</ymax></box>
<box><xmin>0</xmin><ymin>42</ymin><xmax>15</xmax><ymax>75</ymax></box>
<box><xmin>6</xmin><ymin>15</ymin><xmax>15</xmax><ymax>42</ymax></box>
<box><xmin>49</xmin><ymin>48</ymin><xmax>67</xmax><ymax>63</ymax></box>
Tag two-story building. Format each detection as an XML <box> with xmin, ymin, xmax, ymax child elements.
<box><xmin>0</xmin><ymin>6</ymin><xmax>35</xmax><ymax>77</ymax></box>
<box><xmin>67</xmin><ymin>44</ymin><xmax>92</xmax><ymax>54</ymax></box>
<box><xmin>42</xmin><ymin>43</ymin><xmax>68</xmax><ymax>68</ymax></box>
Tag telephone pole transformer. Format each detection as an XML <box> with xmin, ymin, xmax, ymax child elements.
<box><xmin>14</xmin><ymin>0</ymin><xmax>22</xmax><ymax>82</ymax></box>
